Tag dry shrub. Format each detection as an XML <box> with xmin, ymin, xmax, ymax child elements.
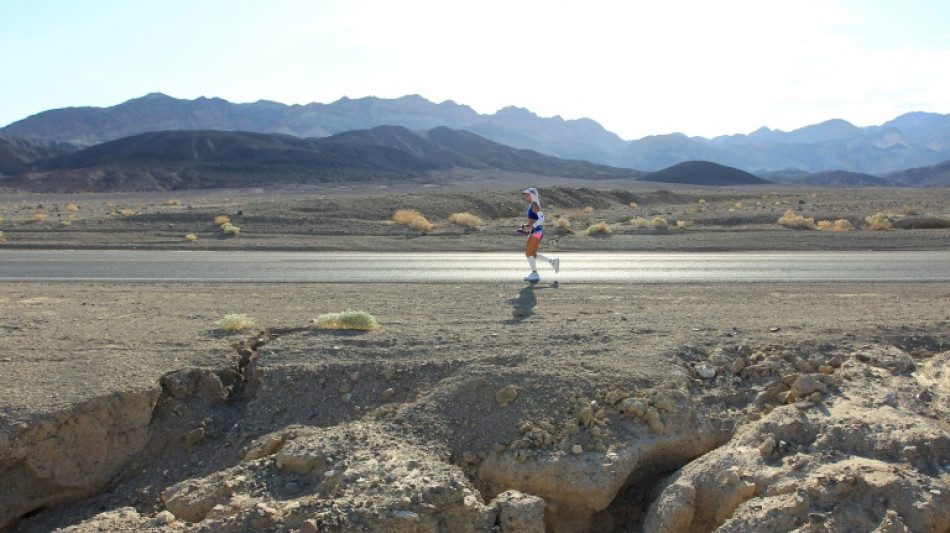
<box><xmin>448</xmin><ymin>212</ymin><xmax>484</xmax><ymax>228</ymax></box>
<box><xmin>698</xmin><ymin>199</ymin><xmax>706</xmax><ymax>204</ymax></box>
<box><xmin>554</xmin><ymin>217</ymin><xmax>572</xmax><ymax>231</ymax></box>
<box><xmin>392</xmin><ymin>209</ymin><xmax>433</xmax><ymax>231</ymax></box>
<box><xmin>392</xmin><ymin>209</ymin><xmax>423</xmax><ymax>225</ymax></box>
<box><xmin>214</xmin><ymin>215</ymin><xmax>230</xmax><ymax>225</ymax></box>
<box><xmin>652</xmin><ymin>217</ymin><xmax>669</xmax><ymax>229</ymax></box>
<box><xmin>778</xmin><ymin>210</ymin><xmax>817</xmax><ymax>229</ymax></box>
<box><xmin>587</xmin><ymin>221</ymin><xmax>612</xmax><ymax>235</ymax></box>
<box><xmin>629</xmin><ymin>202</ymin><xmax>639</xmax><ymax>209</ymax></box>
<box><xmin>734</xmin><ymin>202</ymin><xmax>744</xmax><ymax>209</ymax></box>
<box><xmin>59</xmin><ymin>220</ymin><xmax>71</xmax><ymax>227</ymax></box>
<box><xmin>66</xmin><ymin>204</ymin><xmax>79</xmax><ymax>212</ymax></box>
<box><xmin>817</xmin><ymin>219</ymin><xmax>855</xmax><ymax>232</ymax></box>
<box><xmin>676</xmin><ymin>220</ymin><xmax>693</xmax><ymax>228</ymax></box>
<box><xmin>631</xmin><ymin>216</ymin><xmax>650</xmax><ymax>228</ymax></box>
<box><xmin>409</xmin><ymin>216</ymin><xmax>433</xmax><ymax>231</ymax></box>
<box><xmin>314</xmin><ymin>310</ymin><xmax>379</xmax><ymax>331</ymax></box>
<box><xmin>866</xmin><ymin>213</ymin><xmax>892</xmax><ymax>230</ymax></box>
<box><xmin>221</xmin><ymin>223</ymin><xmax>241</xmax><ymax>235</ymax></box>
<box><xmin>0</xmin><ymin>231</ymin><xmax>6</xmax><ymax>243</ymax></box>
<box><xmin>216</xmin><ymin>313</ymin><xmax>256</xmax><ymax>331</ymax></box>
<box><xmin>32</xmin><ymin>213</ymin><xmax>48</xmax><ymax>221</ymax></box>
<box><xmin>583</xmin><ymin>206</ymin><xmax>595</xmax><ymax>214</ymax></box>
<box><xmin>165</xmin><ymin>199</ymin><xmax>181</xmax><ymax>206</ymax></box>
<box><xmin>185</xmin><ymin>234</ymin><xmax>198</xmax><ymax>242</ymax></box>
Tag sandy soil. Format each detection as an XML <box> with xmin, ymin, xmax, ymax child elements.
<box><xmin>3</xmin><ymin>184</ymin><xmax>950</xmax><ymax>532</ymax></box>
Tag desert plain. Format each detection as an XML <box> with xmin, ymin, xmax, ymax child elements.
<box><xmin>3</xmin><ymin>181</ymin><xmax>950</xmax><ymax>532</ymax></box>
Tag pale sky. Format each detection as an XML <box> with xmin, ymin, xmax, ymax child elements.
<box><xmin>1</xmin><ymin>0</ymin><xmax>948</xmax><ymax>140</ymax></box>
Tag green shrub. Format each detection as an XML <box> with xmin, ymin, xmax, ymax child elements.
<box><xmin>586</xmin><ymin>221</ymin><xmax>612</xmax><ymax>235</ymax></box>
<box><xmin>314</xmin><ymin>310</ymin><xmax>379</xmax><ymax>331</ymax></box>
<box><xmin>216</xmin><ymin>313</ymin><xmax>256</xmax><ymax>331</ymax></box>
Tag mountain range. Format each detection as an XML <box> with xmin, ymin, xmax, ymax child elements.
<box><xmin>1</xmin><ymin>93</ymin><xmax>949</xmax><ymax>190</ymax></box>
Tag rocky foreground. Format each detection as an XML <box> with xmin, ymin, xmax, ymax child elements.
<box><xmin>2</xmin><ymin>280</ymin><xmax>950</xmax><ymax>533</ymax></box>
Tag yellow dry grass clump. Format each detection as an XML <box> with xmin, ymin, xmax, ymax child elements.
<box><xmin>214</xmin><ymin>215</ymin><xmax>231</xmax><ymax>225</ymax></box>
<box><xmin>777</xmin><ymin>210</ymin><xmax>817</xmax><ymax>229</ymax></box>
<box><xmin>185</xmin><ymin>234</ymin><xmax>198</xmax><ymax>242</ymax></box>
<box><xmin>448</xmin><ymin>212</ymin><xmax>484</xmax><ymax>228</ymax></box>
<box><xmin>0</xmin><ymin>231</ymin><xmax>6</xmax><ymax>243</ymax></box>
<box><xmin>393</xmin><ymin>209</ymin><xmax>433</xmax><ymax>231</ymax></box>
<box><xmin>215</xmin><ymin>313</ymin><xmax>256</xmax><ymax>331</ymax></box>
<box><xmin>632</xmin><ymin>216</ymin><xmax>652</xmax><ymax>228</ymax></box>
<box><xmin>817</xmin><ymin>219</ymin><xmax>855</xmax><ymax>232</ymax></box>
<box><xmin>554</xmin><ymin>217</ymin><xmax>571</xmax><ymax>231</ymax></box>
<box><xmin>66</xmin><ymin>204</ymin><xmax>80</xmax><ymax>212</ymax></box>
<box><xmin>314</xmin><ymin>310</ymin><xmax>379</xmax><ymax>331</ymax></box>
<box><xmin>866</xmin><ymin>213</ymin><xmax>892</xmax><ymax>230</ymax></box>
<box><xmin>587</xmin><ymin>221</ymin><xmax>612</xmax><ymax>235</ymax></box>
<box><xmin>652</xmin><ymin>217</ymin><xmax>669</xmax><ymax>229</ymax></box>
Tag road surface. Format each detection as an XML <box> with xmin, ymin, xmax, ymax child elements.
<box><xmin>1</xmin><ymin>250</ymin><xmax>949</xmax><ymax>283</ymax></box>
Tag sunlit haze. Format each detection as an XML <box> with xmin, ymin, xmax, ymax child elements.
<box><xmin>2</xmin><ymin>0</ymin><xmax>948</xmax><ymax>139</ymax></box>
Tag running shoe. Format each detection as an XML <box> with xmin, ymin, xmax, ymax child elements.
<box><xmin>524</xmin><ymin>272</ymin><xmax>540</xmax><ymax>282</ymax></box>
<box><xmin>551</xmin><ymin>258</ymin><xmax>560</xmax><ymax>273</ymax></box>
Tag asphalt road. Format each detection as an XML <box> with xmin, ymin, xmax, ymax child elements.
<box><xmin>2</xmin><ymin>250</ymin><xmax>950</xmax><ymax>283</ymax></box>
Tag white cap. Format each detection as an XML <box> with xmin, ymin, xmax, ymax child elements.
<box><xmin>523</xmin><ymin>188</ymin><xmax>540</xmax><ymax>204</ymax></box>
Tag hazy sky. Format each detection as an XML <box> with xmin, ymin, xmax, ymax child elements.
<box><xmin>2</xmin><ymin>0</ymin><xmax>948</xmax><ymax>140</ymax></box>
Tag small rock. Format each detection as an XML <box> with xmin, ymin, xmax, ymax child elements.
<box><xmin>696</xmin><ymin>365</ymin><xmax>716</xmax><ymax>379</ymax></box>
<box><xmin>154</xmin><ymin>510</ymin><xmax>176</xmax><ymax>525</ymax></box>
<box><xmin>572</xmin><ymin>445</ymin><xmax>583</xmax><ymax>455</ymax></box>
<box><xmin>818</xmin><ymin>365</ymin><xmax>835</xmax><ymax>374</ymax></box>
<box><xmin>759</xmin><ymin>436</ymin><xmax>777</xmax><ymax>455</ymax></box>
<box><xmin>381</xmin><ymin>388</ymin><xmax>396</xmax><ymax>399</ymax></box>
<box><xmin>903</xmin><ymin>446</ymin><xmax>919</xmax><ymax>460</ymax></box>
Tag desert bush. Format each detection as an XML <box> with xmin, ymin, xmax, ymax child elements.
<box><xmin>221</xmin><ymin>223</ymin><xmax>241</xmax><ymax>236</ymax></box>
<box><xmin>32</xmin><ymin>213</ymin><xmax>48</xmax><ymax>221</ymax></box>
<box><xmin>583</xmin><ymin>206</ymin><xmax>595</xmax><ymax>214</ymax></box>
<box><xmin>314</xmin><ymin>310</ymin><xmax>379</xmax><ymax>331</ymax></box>
<box><xmin>778</xmin><ymin>210</ymin><xmax>817</xmax><ymax>229</ymax></box>
<box><xmin>392</xmin><ymin>209</ymin><xmax>423</xmax><ymax>225</ymax></box>
<box><xmin>652</xmin><ymin>217</ymin><xmax>669</xmax><ymax>229</ymax></box>
<box><xmin>817</xmin><ymin>219</ymin><xmax>855</xmax><ymax>231</ymax></box>
<box><xmin>632</xmin><ymin>216</ymin><xmax>652</xmax><ymax>228</ymax></box>
<box><xmin>698</xmin><ymin>199</ymin><xmax>706</xmax><ymax>204</ymax></box>
<box><xmin>554</xmin><ymin>217</ymin><xmax>572</xmax><ymax>231</ymax></box>
<box><xmin>676</xmin><ymin>220</ymin><xmax>693</xmax><ymax>228</ymax></box>
<box><xmin>865</xmin><ymin>213</ymin><xmax>892</xmax><ymax>230</ymax></box>
<box><xmin>214</xmin><ymin>215</ymin><xmax>230</xmax><ymax>225</ymax></box>
<box><xmin>0</xmin><ymin>231</ymin><xmax>6</xmax><ymax>243</ymax></box>
<box><xmin>587</xmin><ymin>221</ymin><xmax>612</xmax><ymax>236</ymax></box>
<box><xmin>409</xmin><ymin>216</ymin><xmax>434</xmax><ymax>231</ymax></box>
<box><xmin>66</xmin><ymin>203</ymin><xmax>79</xmax><ymax>212</ymax></box>
<box><xmin>393</xmin><ymin>209</ymin><xmax>433</xmax><ymax>231</ymax></box>
<box><xmin>448</xmin><ymin>212</ymin><xmax>484</xmax><ymax>228</ymax></box>
<box><xmin>629</xmin><ymin>202</ymin><xmax>639</xmax><ymax>209</ymax></box>
<box><xmin>215</xmin><ymin>313</ymin><xmax>256</xmax><ymax>331</ymax></box>
<box><xmin>185</xmin><ymin>234</ymin><xmax>198</xmax><ymax>242</ymax></box>
<box><xmin>165</xmin><ymin>199</ymin><xmax>181</xmax><ymax>206</ymax></box>
<box><xmin>734</xmin><ymin>202</ymin><xmax>744</xmax><ymax>209</ymax></box>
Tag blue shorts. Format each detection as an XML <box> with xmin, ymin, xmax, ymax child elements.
<box><xmin>529</xmin><ymin>227</ymin><xmax>543</xmax><ymax>241</ymax></box>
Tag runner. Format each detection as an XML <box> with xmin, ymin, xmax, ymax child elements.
<box><xmin>520</xmin><ymin>187</ymin><xmax>560</xmax><ymax>282</ymax></box>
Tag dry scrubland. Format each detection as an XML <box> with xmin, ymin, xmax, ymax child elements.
<box><xmin>3</xmin><ymin>186</ymin><xmax>950</xmax><ymax>532</ymax></box>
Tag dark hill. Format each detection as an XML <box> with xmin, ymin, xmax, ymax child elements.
<box><xmin>643</xmin><ymin>161</ymin><xmax>771</xmax><ymax>186</ymax></box>
<box><xmin>4</xmin><ymin>126</ymin><xmax>642</xmax><ymax>192</ymax></box>
<box><xmin>885</xmin><ymin>160</ymin><xmax>950</xmax><ymax>187</ymax></box>
<box><xmin>0</xmin><ymin>135</ymin><xmax>77</xmax><ymax>174</ymax></box>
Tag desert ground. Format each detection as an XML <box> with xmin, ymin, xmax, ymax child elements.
<box><xmin>3</xmin><ymin>182</ymin><xmax>950</xmax><ymax>532</ymax></box>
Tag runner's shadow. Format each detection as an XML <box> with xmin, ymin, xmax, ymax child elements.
<box><xmin>505</xmin><ymin>281</ymin><xmax>558</xmax><ymax>324</ymax></box>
